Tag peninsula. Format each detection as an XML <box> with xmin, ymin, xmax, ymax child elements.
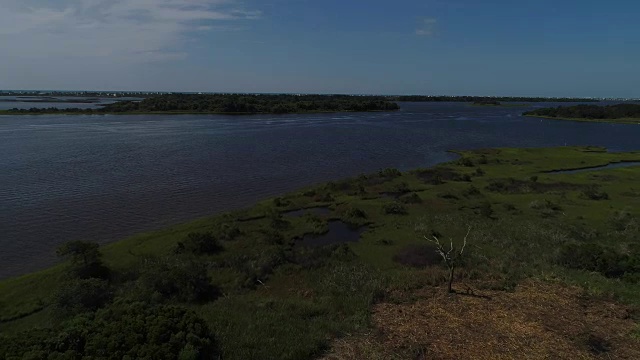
<box><xmin>524</xmin><ymin>103</ymin><xmax>640</xmax><ymax>124</ymax></box>
<box><xmin>0</xmin><ymin>94</ymin><xmax>400</xmax><ymax>115</ymax></box>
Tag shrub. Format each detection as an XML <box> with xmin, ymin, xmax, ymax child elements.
<box><xmin>344</xmin><ymin>207</ymin><xmax>367</xmax><ymax>219</ymax></box>
<box><xmin>56</xmin><ymin>241</ymin><xmax>110</xmax><ymax>280</ymax></box>
<box><xmin>391</xmin><ymin>182</ymin><xmax>410</xmax><ymax>194</ymax></box>
<box><xmin>462</xmin><ymin>185</ymin><xmax>482</xmax><ymax>197</ymax></box>
<box><xmin>558</xmin><ymin>243</ymin><xmax>630</xmax><ymax>278</ymax></box>
<box><xmin>375</xmin><ymin>238</ymin><xmax>394</xmax><ymax>246</ymax></box>
<box><xmin>474</xmin><ymin>168</ymin><xmax>485</xmax><ymax>176</ymax></box>
<box><xmin>458</xmin><ymin>158</ymin><xmax>474</xmax><ymax>167</ymax></box>
<box><xmin>52</xmin><ymin>278</ymin><xmax>112</xmax><ymax>319</ymax></box>
<box><xmin>393</xmin><ymin>244</ymin><xmax>441</xmax><ymax>268</ymax></box>
<box><xmin>378</xmin><ymin>168</ymin><xmax>402</xmax><ymax>178</ymax></box>
<box><xmin>175</xmin><ymin>232</ymin><xmax>223</xmax><ymax>255</ymax></box>
<box><xmin>0</xmin><ymin>302</ymin><xmax>218</xmax><ymax>360</ymax></box>
<box><xmin>608</xmin><ymin>210</ymin><xmax>638</xmax><ymax>232</ymax></box>
<box><xmin>383</xmin><ymin>202</ymin><xmax>407</xmax><ymax>215</ymax></box>
<box><xmin>216</xmin><ymin>223</ymin><xmax>241</xmax><ymax>241</ymax></box>
<box><xmin>138</xmin><ymin>258</ymin><xmax>219</xmax><ymax>303</ymax></box>
<box><xmin>478</xmin><ymin>202</ymin><xmax>494</xmax><ymax>218</ymax></box>
<box><xmin>581</xmin><ymin>186</ymin><xmax>609</xmax><ymax>200</ymax></box>
<box><xmin>399</xmin><ymin>192</ymin><xmax>422</xmax><ymax>204</ymax></box>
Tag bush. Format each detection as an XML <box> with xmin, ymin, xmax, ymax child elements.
<box><xmin>344</xmin><ymin>207</ymin><xmax>367</xmax><ymax>219</ymax></box>
<box><xmin>52</xmin><ymin>278</ymin><xmax>112</xmax><ymax>318</ymax></box>
<box><xmin>462</xmin><ymin>185</ymin><xmax>482</xmax><ymax>197</ymax></box>
<box><xmin>608</xmin><ymin>210</ymin><xmax>638</xmax><ymax>232</ymax></box>
<box><xmin>383</xmin><ymin>202</ymin><xmax>408</xmax><ymax>215</ymax></box>
<box><xmin>581</xmin><ymin>186</ymin><xmax>609</xmax><ymax>200</ymax></box>
<box><xmin>175</xmin><ymin>232</ymin><xmax>223</xmax><ymax>255</ymax></box>
<box><xmin>378</xmin><ymin>168</ymin><xmax>402</xmax><ymax>178</ymax></box>
<box><xmin>557</xmin><ymin>243</ymin><xmax>635</xmax><ymax>278</ymax></box>
<box><xmin>478</xmin><ymin>202</ymin><xmax>494</xmax><ymax>218</ymax></box>
<box><xmin>393</xmin><ymin>245</ymin><xmax>441</xmax><ymax>268</ymax></box>
<box><xmin>399</xmin><ymin>192</ymin><xmax>422</xmax><ymax>204</ymax></box>
<box><xmin>138</xmin><ymin>258</ymin><xmax>219</xmax><ymax>303</ymax></box>
<box><xmin>56</xmin><ymin>241</ymin><xmax>110</xmax><ymax>280</ymax></box>
<box><xmin>458</xmin><ymin>158</ymin><xmax>474</xmax><ymax>167</ymax></box>
<box><xmin>0</xmin><ymin>302</ymin><xmax>218</xmax><ymax>360</ymax></box>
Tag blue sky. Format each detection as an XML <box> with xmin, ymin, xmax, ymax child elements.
<box><xmin>1</xmin><ymin>0</ymin><xmax>638</xmax><ymax>97</ymax></box>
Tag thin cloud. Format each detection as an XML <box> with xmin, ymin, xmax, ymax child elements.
<box><xmin>416</xmin><ymin>18</ymin><xmax>438</xmax><ymax>36</ymax></box>
<box><xmin>0</xmin><ymin>0</ymin><xmax>261</xmax><ymax>62</ymax></box>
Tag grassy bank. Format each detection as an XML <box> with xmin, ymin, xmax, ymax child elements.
<box><xmin>524</xmin><ymin>114</ymin><xmax>640</xmax><ymax>124</ymax></box>
<box><xmin>2</xmin><ymin>146</ymin><xmax>640</xmax><ymax>359</ymax></box>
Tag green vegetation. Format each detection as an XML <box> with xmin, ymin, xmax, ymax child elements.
<box><xmin>524</xmin><ymin>103</ymin><xmax>640</xmax><ymax>123</ymax></box>
<box><xmin>0</xmin><ymin>94</ymin><xmax>400</xmax><ymax>115</ymax></box>
<box><xmin>2</xmin><ymin>146</ymin><xmax>640</xmax><ymax>359</ymax></box>
<box><xmin>392</xmin><ymin>95</ymin><xmax>597</xmax><ymax>102</ymax></box>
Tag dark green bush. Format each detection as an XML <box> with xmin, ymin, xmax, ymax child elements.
<box><xmin>399</xmin><ymin>192</ymin><xmax>422</xmax><ymax>204</ymax></box>
<box><xmin>175</xmin><ymin>232</ymin><xmax>223</xmax><ymax>255</ymax></box>
<box><xmin>0</xmin><ymin>301</ymin><xmax>218</xmax><ymax>360</ymax></box>
<box><xmin>137</xmin><ymin>258</ymin><xmax>219</xmax><ymax>303</ymax></box>
<box><xmin>581</xmin><ymin>186</ymin><xmax>609</xmax><ymax>200</ymax></box>
<box><xmin>56</xmin><ymin>240</ymin><xmax>110</xmax><ymax>280</ymax></box>
<box><xmin>52</xmin><ymin>278</ymin><xmax>112</xmax><ymax>319</ymax></box>
<box><xmin>383</xmin><ymin>202</ymin><xmax>408</xmax><ymax>215</ymax></box>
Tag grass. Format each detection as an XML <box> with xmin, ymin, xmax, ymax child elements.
<box><xmin>2</xmin><ymin>146</ymin><xmax>640</xmax><ymax>359</ymax></box>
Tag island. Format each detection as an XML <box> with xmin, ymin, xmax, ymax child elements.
<box><xmin>0</xmin><ymin>94</ymin><xmax>400</xmax><ymax>115</ymax></box>
<box><xmin>523</xmin><ymin>103</ymin><xmax>640</xmax><ymax>124</ymax></box>
<box><xmin>2</xmin><ymin>146</ymin><xmax>640</xmax><ymax>359</ymax></box>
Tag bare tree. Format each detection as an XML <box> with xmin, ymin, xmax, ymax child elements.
<box><xmin>425</xmin><ymin>226</ymin><xmax>471</xmax><ymax>293</ymax></box>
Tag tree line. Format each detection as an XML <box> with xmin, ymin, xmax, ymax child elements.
<box><xmin>524</xmin><ymin>103</ymin><xmax>640</xmax><ymax>119</ymax></box>
<box><xmin>4</xmin><ymin>94</ymin><xmax>400</xmax><ymax>114</ymax></box>
<box><xmin>391</xmin><ymin>95</ymin><xmax>597</xmax><ymax>102</ymax></box>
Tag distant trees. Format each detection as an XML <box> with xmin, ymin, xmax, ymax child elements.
<box><xmin>394</xmin><ymin>95</ymin><xmax>595</xmax><ymax>102</ymax></box>
<box><xmin>111</xmin><ymin>94</ymin><xmax>400</xmax><ymax>114</ymax></box>
<box><xmin>524</xmin><ymin>104</ymin><xmax>640</xmax><ymax>120</ymax></box>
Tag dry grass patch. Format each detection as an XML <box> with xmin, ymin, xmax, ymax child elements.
<box><xmin>322</xmin><ymin>280</ymin><xmax>640</xmax><ymax>360</ymax></box>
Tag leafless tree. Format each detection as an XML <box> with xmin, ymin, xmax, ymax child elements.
<box><xmin>425</xmin><ymin>226</ymin><xmax>471</xmax><ymax>293</ymax></box>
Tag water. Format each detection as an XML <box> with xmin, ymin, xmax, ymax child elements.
<box><xmin>2</xmin><ymin>102</ymin><xmax>640</xmax><ymax>279</ymax></box>
<box><xmin>548</xmin><ymin>161</ymin><xmax>640</xmax><ymax>174</ymax></box>
<box><xmin>283</xmin><ymin>207</ymin><xmax>332</xmax><ymax>218</ymax></box>
<box><xmin>300</xmin><ymin>221</ymin><xmax>367</xmax><ymax>247</ymax></box>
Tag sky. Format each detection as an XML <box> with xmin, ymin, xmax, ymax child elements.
<box><xmin>0</xmin><ymin>0</ymin><xmax>638</xmax><ymax>97</ymax></box>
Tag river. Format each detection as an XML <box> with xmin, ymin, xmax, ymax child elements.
<box><xmin>1</xmin><ymin>101</ymin><xmax>639</xmax><ymax>279</ymax></box>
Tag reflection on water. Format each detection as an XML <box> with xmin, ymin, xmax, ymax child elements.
<box><xmin>2</xmin><ymin>102</ymin><xmax>640</xmax><ymax>278</ymax></box>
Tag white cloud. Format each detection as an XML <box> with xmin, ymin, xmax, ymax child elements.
<box><xmin>416</xmin><ymin>18</ymin><xmax>437</xmax><ymax>36</ymax></box>
<box><xmin>0</xmin><ymin>0</ymin><xmax>260</xmax><ymax>66</ymax></box>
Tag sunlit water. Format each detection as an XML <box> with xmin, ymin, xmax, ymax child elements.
<box><xmin>2</xmin><ymin>102</ymin><xmax>640</xmax><ymax>279</ymax></box>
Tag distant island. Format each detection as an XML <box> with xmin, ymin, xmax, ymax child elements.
<box><xmin>390</xmin><ymin>95</ymin><xmax>599</xmax><ymax>102</ymax></box>
<box><xmin>0</xmin><ymin>94</ymin><xmax>400</xmax><ymax>115</ymax></box>
<box><xmin>523</xmin><ymin>103</ymin><xmax>640</xmax><ymax>124</ymax></box>
<box><xmin>472</xmin><ymin>100</ymin><xmax>501</xmax><ymax>106</ymax></box>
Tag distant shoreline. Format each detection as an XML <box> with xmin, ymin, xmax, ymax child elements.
<box><xmin>524</xmin><ymin>114</ymin><xmax>640</xmax><ymax>124</ymax></box>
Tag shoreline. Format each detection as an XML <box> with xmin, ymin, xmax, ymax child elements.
<box><xmin>524</xmin><ymin>114</ymin><xmax>640</xmax><ymax>124</ymax></box>
<box><xmin>2</xmin><ymin>145</ymin><xmax>640</xmax><ymax>284</ymax></box>
<box><xmin>0</xmin><ymin>109</ymin><xmax>400</xmax><ymax>116</ymax></box>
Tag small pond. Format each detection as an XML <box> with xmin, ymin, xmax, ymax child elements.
<box><xmin>300</xmin><ymin>221</ymin><xmax>368</xmax><ymax>247</ymax></box>
<box><xmin>283</xmin><ymin>207</ymin><xmax>332</xmax><ymax>217</ymax></box>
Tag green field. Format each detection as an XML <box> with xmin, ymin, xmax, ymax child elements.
<box><xmin>2</xmin><ymin>146</ymin><xmax>640</xmax><ymax>359</ymax></box>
